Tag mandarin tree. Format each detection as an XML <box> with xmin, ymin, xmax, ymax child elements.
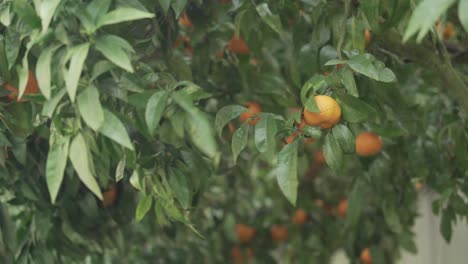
<box><xmin>0</xmin><ymin>0</ymin><xmax>468</xmax><ymax>263</ymax></box>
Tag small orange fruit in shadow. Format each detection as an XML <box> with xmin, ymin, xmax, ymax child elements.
<box><xmin>228</xmin><ymin>35</ymin><xmax>249</xmax><ymax>55</ymax></box>
<box><xmin>236</xmin><ymin>224</ymin><xmax>256</xmax><ymax>244</ymax></box>
<box><xmin>240</xmin><ymin>102</ymin><xmax>261</xmax><ymax>125</ymax></box>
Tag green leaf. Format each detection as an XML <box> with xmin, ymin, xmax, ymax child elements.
<box><xmin>382</xmin><ymin>202</ymin><xmax>403</xmax><ymax>234</ymax></box>
<box><xmin>256</xmin><ymin>3</ymin><xmax>283</xmax><ymax>35</ymax></box>
<box><xmin>145</xmin><ymin>90</ymin><xmax>169</xmax><ymax>136</ymax></box>
<box><xmin>130</xmin><ymin>170</ymin><xmax>144</xmax><ymax>192</ymax></box>
<box><xmin>65</xmin><ymin>43</ymin><xmax>90</xmax><ymax>102</ymax></box>
<box><xmin>136</xmin><ymin>195</ymin><xmax>153</xmax><ymax>222</ymax></box>
<box><xmin>5</xmin><ymin>30</ymin><xmax>21</xmax><ymax>70</ymax></box>
<box><xmin>42</xmin><ymin>89</ymin><xmax>66</xmax><ymax>118</ymax></box>
<box><xmin>325</xmin><ymin>59</ymin><xmax>347</xmax><ymax>66</ymax></box>
<box><xmin>399</xmin><ymin>232</ymin><xmax>418</xmax><ymax>254</ymax></box>
<box><xmin>276</xmin><ymin>141</ymin><xmax>298</xmax><ymax>206</ymax></box>
<box><xmin>13</xmin><ymin>0</ymin><xmax>41</xmax><ymax>28</ymax></box>
<box><xmin>99</xmin><ymin>110</ymin><xmax>134</xmax><ymax>150</ymax></box>
<box><xmin>86</xmin><ymin>0</ymin><xmax>111</xmax><ymax>22</ymax></box>
<box><xmin>332</xmin><ymin>125</ymin><xmax>355</xmax><ymax>153</ymax></box>
<box><xmin>255</xmin><ymin>115</ymin><xmax>277</xmax><ymax>156</ymax></box>
<box><xmin>232</xmin><ymin>123</ymin><xmax>249</xmax><ymax>163</ymax></box>
<box><xmin>347</xmin><ymin>54</ymin><xmax>397</xmax><ymax>83</ymax></box>
<box><xmin>173</xmin><ymin>93</ymin><xmax>218</xmax><ymax>158</ymax></box>
<box><xmin>369</xmin><ymin>247</ymin><xmax>386</xmax><ymax>264</ymax></box>
<box><xmin>215</xmin><ymin>105</ymin><xmax>247</xmax><ymax>137</ymax></box>
<box><xmin>16</xmin><ymin>65</ymin><xmax>29</xmax><ymax>99</ymax></box>
<box><xmin>95</xmin><ymin>35</ymin><xmax>134</xmax><ymax>72</ymax></box>
<box><xmin>459</xmin><ymin>0</ymin><xmax>468</xmax><ymax>32</ymax></box>
<box><xmin>440</xmin><ymin>207</ymin><xmax>454</xmax><ymax>242</ymax></box>
<box><xmin>115</xmin><ymin>156</ymin><xmax>126</xmax><ymax>182</ymax></box>
<box><xmin>97</xmin><ymin>7</ymin><xmax>154</xmax><ymax>27</ymax></box>
<box><xmin>77</xmin><ymin>85</ymin><xmax>104</xmax><ymax>131</ymax></box>
<box><xmin>91</xmin><ymin>60</ymin><xmax>116</xmax><ymax>81</ymax></box>
<box><xmin>171</xmin><ymin>0</ymin><xmax>187</xmax><ymax>18</ymax></box>
<box><xmin>46</xmin><ymin>135</ymin><xmax>70</xmax><ymax>204</ymax></box>
<box><xmin>403</xmin><ymin>0</ymin><xmax>456</xmax><ymax>42</ymax></box>
<box><xmin>159</xmin><ymin>0</ymin><xmax>171</xmax><ymax>14</ymax></box>
<box><xmin>302</xmin><ymin>126</ymin><xmax>323</xmax><ymax>139</ymax></box>
<box><xmin>336</xmin><ymin>91</ymin><xmax>376</xmax><ymax>123</ymax></box>
<box><xmin>69</xmin><ymin>133</ymin><xmax>103</xmax><ymax>200</ymax></box>
<box><xmin>37</xmin><ymin>0</ymin><xmax>61</xmax><ymax>34</ymax></box>
<box><xmin>340</xmin><ymin>69</ymin><xmax>359</xmax><ymax>97</ymax></box>
<box><xmin>300</xmin><ymin>75</ymin><xmax>327</xmax><ymax>111</ymax></box>
<box><xmin>169</xmin><ymin>168</ymin><xmax>190</xmax><ymax>209</ymax></box>
<box><xmin>36</xmin><ymin>44</ymin><xmax>61</xmax><ymax>99</ymax></box>
<box><xmin>323</xmin><ymin>132</ymin><xmax>343</xmax><ymax>172</ymax></box>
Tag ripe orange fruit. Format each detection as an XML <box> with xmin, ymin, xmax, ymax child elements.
<box><xmin>414</xmin><ymin>182</ymin><xmax>424</xmax><ymax>191</ymax></box>
<box><xmin>231</xmin><ymin>246</ymin><xmax>253</xmax><ymax>264</ymax></box>
<box><xmin>179</xmin><ymin>11</ymin><xmax>193</xmax><ymax>28</ymax></box>
<box><xmin>303</xmin><ymin>95</ymin><xmax>341</xmax><ymax>129</ymax></box>
<box><xmin>5</xmin><ymin>70</ymin><xmax>39</xmax><ymax>101</ymax></box>
<box><xmin>336</xmin><ymin>199</ymin><xmax>348</xmax><ymax>218</ymax></box>
<box><xmin>292</xmin><ymin>209</ymin><xmax>308</xmax><ymax>225</ymax></box>
<box><xmin>355</xmin><ymin>132</ymin><xmax>382</xmax><ymax>157</ymax></box>
<box><xmin>271</xmin><ymin>225</ymin><xmax>288</xmax><ymax>242</ymax></box>
<box><xmin>442</xmin><ymin>22</ymin><xmax>455</xmax><ymax>40</ymax></box>
<box><xmin>337</xmin><ymin>64</ymin><xmax>344</xmax><ymax>70</ymax></box>
<box><xmin>102</xmin><ymin>184</ymin><xmax>118</xmax><ymax>208</ymax></box>
<box><xmin>236</xmin><ymin>224</ymin><xmax>256</xmax><ymax>244</ymax></box>
<box><xmin>314</xmin><ymin>150</ymin><xmax>326</xmax><ymax>164</ymax></box>
<box><xmin>323</xmin><ymin>71</ymin><xmax>329</xmax><ymax>76</ymax></box>
<box><xmin>228</xmin><ymin>35</ymin><xmax>249</xmax><ymax>55</ymax></box>
<box><xmin>365</xmin><ymin>29</ymin><xmax>371</xmax><ymax>46</ymax></box>
<box><xmin>240</xmin><ymin>101</ymin><xmax>261</xmax><ymax>125</ymax></box>
<box><xmin>360</xmin><ymin>248</ymin><xmax>372</xmax><ymax>264</ymax></box>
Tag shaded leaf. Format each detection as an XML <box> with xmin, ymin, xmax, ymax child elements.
<box><xmin>36</xmin><ymin>44</ymin><xmax>61</xmax><ymax>99</ymax></box>
<box><xmin>215</xmin><ymin>105</ymin><xmax>247</xmax><ymax>137</ymax></box>
<box><xmin>232</xmin><ymin>123</ymin><xmax>249</xmax><ymax>163</ymax></box>
<box><xmin>136</xmin><ymin>195</ymin><xmax>153</xmax><ymax>222</ymax></box>
<box><xmin>323</xmin><ymin>132</ymin><xmax>343</xmax><ymax>171</ymax></box>
<box><xmin>99</xmin><ymin>110</ymin><xmax>134</xmax><ymax>150</ymax></box>
<box><xmin>145</xmin><ymin>90</ymin><xmax>169</xmax><ymax>136</ymax></box>
<box><xmin>46</xmin><ymin>135</ymin><xmax>70</xmax><ymax>204</ymax></box>
<box><xmin>336</xmin><ymin>91</ymin><xmax>376</xmax><ymax>123</ymax></box>
<box><xmin>65</xmin><ymin>43</ymin><xmax>90</xmax><ymax>102</ymax></box>
<box><xmin>98</xmin><ymin>7</ymin><xmax>154</xmax><ymax>27</ymax></box>
<box><xmin>276</xmin><ymin>141</ymin><xmax>298</xmax><ymax>206</ymax></box>
<box><xmin>332</xmin><ymin>125</ymin><xmax>355</xmax><ymax>153</ymax></box>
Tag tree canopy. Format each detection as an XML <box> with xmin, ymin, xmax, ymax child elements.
<box><xmin>0</xmin><ymin>0</ymin><xmax>467</xmax><ymax>263</ymax></box>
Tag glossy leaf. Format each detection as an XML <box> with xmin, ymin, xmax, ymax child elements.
<box><xmin>254</xmin><ymin>115</ymin><xmax>277</xmax><ymax>156</ymax></box>
<box><xmin>77</xmin><ymin>85</ymin><xmax>104</xmax><ymax>131</ymax></box>
<box><xmin>69</xmin><ymin>133</ymin><xmax>103</xmax><ymax>200</ymax></box>
<box><xmin>37</xmin><ymin>0</ymin><xmax>61</xmax><ymax>33</ymax></box>
<box><xmin>46</xmin><ymin>135</ymin><xmax>70</xmax><ymax>204</ymax></box>
<box><xmin>459</xmin><ymin>0</ymin><xmax>468</xmax><ymax>32</ymax></box>
<box><xmin>145</xmin><ymin>90</ymin><xmax>169</xmax><ymax>136</ymax></box>
<box><xmin>336</xmin><ymin>91</ymin><xmax>376</xmax><ymax>123</ymax></box>
<box><xmin>136</xmin><ymin>195</ymin><xmax>153</xmax><ymax>222</ymax></box>
<box><xmin>65</xmin><ymin>43</ymin><xmax>90</xmax><ymax>102</ymax></box>
<box><xmin>276</xmin><ymin>141</ymin><xmax>298</xmax><ymax>206</ymax></box>
<box><xmin>323</xmin><ymin>132</ymin><xmax>343</xmax><ymax>172</ymax></box>
<box><xmin>232</xmin><ymin>123</ymin><xmax>249</xmax><ymax>163</ymax></box>
<box><xmin>95</xmin><ymin>35</ymin><xmax>134</xmax><ymax>72</ymax></box>
<box><xmin>97</xmin><ymin>7</ymin><xmax>154</xmax><ymax>27</ymax></box>
<box><xmin>99</xmin><ymin>110</ymin><xmax>134</xmax><ymax>150</ymax></box>
<box><xmin>332</xmin><ymin>125</ymin><xmax>355</xmax><ymax>153</ymax></box>
<box><xmin>215</xmin><ymin>105</ymin><xmax>247</xmax><ymax>137</ymax></box>
<box><xmin>256</xmin><ymin>3</ymin><xmax>283</xmax><ymax>35</ymax></box>
<box><xmin>36</xmin><ymin>44</ymin><xmax>61</xmax><ymax>99</ymax></box>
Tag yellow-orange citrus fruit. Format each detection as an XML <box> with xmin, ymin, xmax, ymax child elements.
<box><xmin>303</xmin><ymin>95</ymin><xmax>341</xmax><ymax>129</ymax></box>
<box><xmin>236</xmin><ymin>224</ymin><xmax>256</xmax><ymax>244</ymax></box>
<box><xmin>179</xmin><ymin>11</ymin><xmax>193</xmax><ymax>28</ymax></box>
<box><xmin>365</xmin><ymin>29</ymin><xmax>371</xmax><ymax>46</ymax></box>
<box><xmin>437</xmin><ymin>21</ymin><xmax>455</xmax><ymax>40</ymax></box>
<box><xmin>240</xmin><ymin>101</ymin><xmax>261</xmax><ymax>125</ymax></box>
<box><xmin>102</xmin><ymin>184</ymin><xmax>118</xmax><ymax>208</ymax></box>
<box><xmin>360</xmin><ymin>248</ymin><xmax>372</xmax><ymax>264</ymax></box>
<box><xmin>355</xmin><ymin>132</ymin><xmax>382</xmax><ymax>157</ymax></box>
<box><xmin>271</xmin><ymin>225</ymin><xmax>288</xmax><ymax>242</ymax></box>
<box><xmin>414</xmin><ymin>182</ymin><xmax>424</xmax><ymax>191</ymax></box>
<box><xmin>231</xmin><ymin>246</ymin><xmax>253</xmax><ymax>264</ymax></box>
<box><xmin>314</xmin><ymin>150</ymin><xmax>326</xmax><ymax>164</ymax></box>
<box><xmin>337</xmin><ymin>199</ymin><xmax>348</xmax><ymax>218</ymax></box>
<box><xmin>292</xmin><ymin>209</ymin><xmax>308</xmax><ymax>225</ymax></box>
<box><xmin>228</xmin><ymin>35</ymin><xmax>249</xmax><ymax>54</ymax></box>
<box><xmin>5</xmin><ymin>70</ymin><xmax>39</xmax><ymax>101</ymax></box>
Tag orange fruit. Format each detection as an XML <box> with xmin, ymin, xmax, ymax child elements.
<box><xmin>442</xmin><ymin>22</ymin><xmax>455</xmax><ymax>40</ymax></box>
<box><xmin>314</xmin><ymin>199</ymin><xmax>324</xmax><ymax>208</ymax></box>
<box><xmin>323</xmin><ymin>71</ymin><xmax>329</xmax><ymax>76</ymax></box>
<box><xmin>228</xmin><ymin>35</ymin><xmax>249</xmax><ymax>55</ymax></box>
<box><xmin>355</xmin><ymin>132</ymin><xmax>382</xmax><ymax>157</ymax></box>
<box><xmin>337</xmin><ymin>64</ymin><xmax>344</xmax><ymax>70</ymax></box>
<box><xmin>240</xmin><ymin>101</ymin><xmax>261</xmax><ymax>125</ymax></box>
<box><xmin>236</xmin><ymin>224</ymin><xmax>256</xmax><ymax>244</ymax></box>
<box><xmin>365</xmin><ymin>29</ymin><xmax>371</xmax><ymax>46</ymax></box>
<box><xmin>336</xmin><ymin>199</ymin><xmax>348</xmax><ymax>218</ymax></box>
<box><xmin>360</xmin><ymin>248</ymin><xmax>372</xmax><ymax>264</ymax></box>
<box><xmin>5</xmin><ymin>70</ymin><xmax>39</xmax><ymax>101</ymax></box>
<box><xmin>314</xmin><ymin>150</ymin><xmax>326</xmax><ymax>164</ymax></box>
<box><xmin>292</xmin><ymin>209</ymin><xmax>308</xmax><ymax>225</ymax></box>
<box><xmin>414</xmin><ymin>182</ymin><xmax>424</xmax><ymax>191</ymax></box>
<box><xmin>102</xmin><ymin>184</ymin><xmax>118</xmax><ymax>208</ymax></box>
<box><xmin>271</xmin><ymin>225</ymin><xmax>288</xmax><ymax>242</ymax></box>
<box><xmin>303</xmin><ymin>95</ymin><xmax>341</xmax><ymax>129</ymax></box>
<box><xmin>179</xmin><ymin>11</ymin><xmax>193</xmax><ymax>28</ymax></box>
<box><xmin>285</xmin><ymin>131</ymin><xmax>300</xmax><ymax>144</ymax></box>
<box><xmin>231</xmin><ymin>246</ymin><xmax>253</xmax><ymax>264</ymax></box>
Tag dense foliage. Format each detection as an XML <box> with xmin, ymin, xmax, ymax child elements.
<box><xmin>0</xmin><ymin>0</ymin><xmax>468</xmax><ymax>263</ymax></box>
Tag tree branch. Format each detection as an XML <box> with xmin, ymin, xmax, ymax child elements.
<box><xmin>376</xmin><ymin>31</ymin><xmax>468</xmax><ymax>115</ymax></box>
